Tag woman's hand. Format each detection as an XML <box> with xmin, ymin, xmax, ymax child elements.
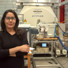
<box><xmin>19</xmin><ymin>44</ymin><xmax>29</xmax><ymax>53</ymax></box>
<box><xmin>9</xmin><ymin>44</ymin><xmax>29</xmax><ymax>57</ymax></box>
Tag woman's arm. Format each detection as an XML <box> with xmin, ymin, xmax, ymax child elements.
<box><xmin>9</xmin><ymin>46</ymin><xmax>20</xmax><ymax>57</ymax></box>
<box><xmin>0</xmin><ymin>43</ymin><xmax>29</xmax><ymax>58</ymax></box>
<box><xmin>16</xmin><ymin>30</ymin><xmax>29</xmax><ymax>56</ymax></box>
<box><xmin>0</xmin><ymin>30</ymin><xmax>29</xmax><ymax>58</ymax></box>
<box><xmin>9</xmin><ymin>44</ymin><xmax>29</xmax><ymax>57</ymax></box>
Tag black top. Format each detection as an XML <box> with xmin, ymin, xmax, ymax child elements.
<box><xmin>0</xmin><ymin>30</ymin><xmax>28</xmax><ymax>68</ymax></box>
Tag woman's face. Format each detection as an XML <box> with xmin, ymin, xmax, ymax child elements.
<box><xmin>4</xmin><ymin>12</ymin><xmax>16</xmax><ymax>30</ymax></box>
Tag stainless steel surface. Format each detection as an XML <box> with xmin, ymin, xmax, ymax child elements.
<box><xmin>16</xmin><ymin>0</ymin><xmax>37</xmax><ymax>2</ymax></box>
<box><xmin>31</xmin><ymin>38</ymin><xmax>63</xmax><ymax>68</ymax></box>
<box><xmin>58</xmin><ymin>1</ymin><xmax>68</xmax><ymax>6</ymax></box>
<box><xmin>65</xmin><ymin>23</ymin><xmax>68</xmax><ymax>33</ymax></box>
<box><xmin>36</xmin><ymin>24</ymin><xmax>56</xmax><ymax>37</ymax></box>
<box><xmin>31</xmin><ymin>57</ymin><xmax>68</xmax><ymax>68</ymax></box>
<box><xmin>33</xmin><ymin>41</ymin><xmax>54</xmax><ymax>56</ymax></box>
<box><xmin>25</xmin><ymin>57</ymin><xmax>68</xmax><ymax>68</ymax></box>
<box><xmin>16</xmin><ymin>0</ymin><xmax>61</xmax><ymax>3</ymax></box>
<box><xmin>32</xmin><ymin>57</ymin><xmax>64</xmax><ymax>68</ymax></box>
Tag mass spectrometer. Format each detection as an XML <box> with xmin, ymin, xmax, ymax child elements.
<box><xmin>16</xmin><ymin>0</ymin><xmax>59</xmax><ymax>26</ymax></box>
<box><xmin>19</xmin><ymin>6</ymin><xmax>58</xmax><ymax>26</ymax></box>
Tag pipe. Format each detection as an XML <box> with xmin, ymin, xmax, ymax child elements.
<box><xmin>60</xmin><ymin>0</ymin><xmax>65</xmax><ymax>23</ymax></box>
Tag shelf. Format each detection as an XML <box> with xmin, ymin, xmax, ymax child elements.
<box><xmin>36</xmin><ymin>37</ymin><xmax>58</xmax><ymax>41</ymax></box>
<box><xmin>33</xmin><ymin>52</ymin><xmax>51</xmax><ymax>54</ymax></box>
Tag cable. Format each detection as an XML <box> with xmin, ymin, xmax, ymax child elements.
<box><xmin>57</xmin><ymin>36</ymin><xmax>68</xmax><ymax>51</ymax></box>
<box><xmin>54</xmin><ymin>24</ymin><xmax>68</xmax><ymax>51</ymax></box>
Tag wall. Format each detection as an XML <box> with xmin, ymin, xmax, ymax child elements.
<box><xmin>65</xmin><ymin>0</ymin><xmax>68</xmax><ymax>32</ymax></box>
<box><xmin>65</xmin><ymin>0</ymin><xmax>68</xmax><ymax>23</ymax></box>
<box><xmin>0</xmin><ymin>0</ymin><xmax>68</xmax><ymax>23</ymax></box>
<box><xmin>0</xmin><ymin>0</ymin><xmax>16</xmax><ymax>20</ymax></box>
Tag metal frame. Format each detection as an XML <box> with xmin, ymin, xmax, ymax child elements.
<box><xmin>16</xmin><ymin>0</ymin><xmax>61</xmax><ymax>3</ymax></box>
<box><xmin>32</xmin><ymin>57</ymin><xmax>64</xmax><ymax>68</ymax></box>
<box><xmin>31</xmin><ymin>40</ymin><xmax>64</xmax><ymax>68</ymax></box>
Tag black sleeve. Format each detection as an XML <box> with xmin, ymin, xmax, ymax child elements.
<box><xmin>16</xmin><ymin>31</ymin><xmax>29</xmax><ymax>57</ymax></box>
<box><xmin>22</xmin><ymin>31</ymin><xmax>29</xmax><ymax>45</ymax></box>
<box><xmin>0</xmin><ymin>34</ymin><xmax>9</xmax><ymax>59</ymax></box>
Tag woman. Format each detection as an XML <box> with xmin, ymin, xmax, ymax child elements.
<box><xmin>0</xmin><ymin>9</ymin><xmax>29</xmax><ymax>68</ymax></box>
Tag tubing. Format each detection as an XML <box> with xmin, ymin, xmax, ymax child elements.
<box><xmin>57</xmin><ymin>36</ymin><xmax>68</xmax><ymax>51</ymax></box>
<box><xmin>54</xmin><ymin>24</ymin><xmax>68</xmax><ymax>51</ymax></box>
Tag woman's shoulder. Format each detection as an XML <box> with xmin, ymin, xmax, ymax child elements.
<box><xmin>16</xmin><ymin>28</ymin><xmax>27</xmax><ymax>39</ymax></box>
<box><xmin>16</xmin><ymin>28</ymin><xmax>27</xmax><ymax>35</ymax></box>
